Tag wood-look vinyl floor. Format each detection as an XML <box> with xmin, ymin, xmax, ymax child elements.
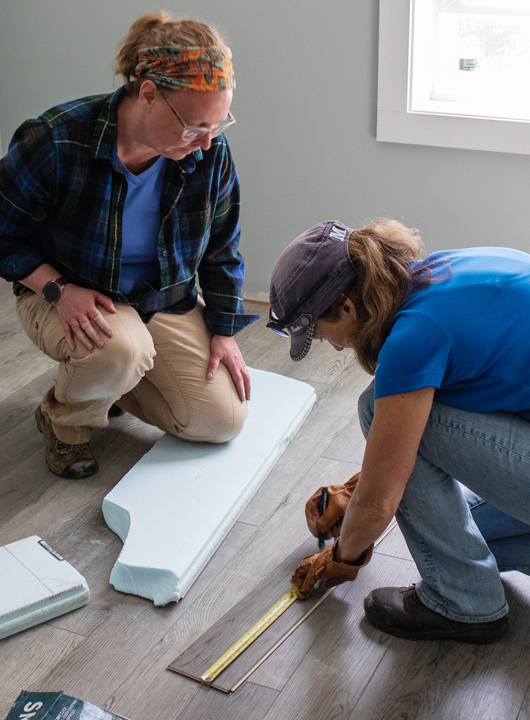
<box><xmin>1</xmin><ymin>279</ymin><xmax>529</xmax><ymax>720</ymax></box>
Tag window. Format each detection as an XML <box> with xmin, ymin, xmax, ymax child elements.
<box><xmin>377</xmin><ymin>0</ymin><xmax>530</xmax><ymax>154</ymax></box>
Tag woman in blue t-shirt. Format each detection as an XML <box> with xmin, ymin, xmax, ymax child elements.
<box><xmin>268</xmin><ymin>218</ymin><xmax>530</xmax><ymax>644</ymax></box>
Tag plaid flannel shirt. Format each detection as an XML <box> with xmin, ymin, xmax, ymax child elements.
<box><xmin>0</xmin><ymin>87</ymin><xmax>258</xmax><ymax>335</ymax></box>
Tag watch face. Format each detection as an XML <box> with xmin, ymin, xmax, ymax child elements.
<box><xmin>43</xmin><ymin>281</ymin><xmax>62</xmax><ymax>303</ymax></box>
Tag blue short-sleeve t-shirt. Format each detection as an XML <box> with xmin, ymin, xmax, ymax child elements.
<box><xmin>374</xmin><ymin>247</ymin><xmax>530</xmax><ymax>420</ymax></box>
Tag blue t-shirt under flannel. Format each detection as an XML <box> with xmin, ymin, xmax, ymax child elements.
<box><xmin>117</xmin><ymin>153</ymin><xmax>167</xmax><ymax>294</ymax></box>
<box><xmin>375</xmin><ymin>247</ymin><xmax>530</xmax><ymax>419</ymax></box>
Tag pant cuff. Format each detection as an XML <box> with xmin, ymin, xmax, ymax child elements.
<box><xmin>51</xmin><ymin>421</ymin><xmax>91</xmax><ymax>445</ymax></box>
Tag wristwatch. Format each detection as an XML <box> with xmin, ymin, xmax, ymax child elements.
<box><xmin>42</xmin><ymin>277</ymin><xmax>70</xmax><ymax>303</ymax></box>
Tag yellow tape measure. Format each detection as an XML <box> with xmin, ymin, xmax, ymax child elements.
<box><xmin>200</xmin><ymin>584</ymin><xmax>299</xmax><ymax>684</ymax></box>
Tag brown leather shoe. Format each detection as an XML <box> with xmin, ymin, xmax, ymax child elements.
<box><xmin>35</xmin><ymin>406</ymin><xmax>98</xmax><ymax>479</ymax></box>
<box><xmin>364</xmin><ymin>585</ymin><xmax>509</xmax><ymax>644</ymax></box>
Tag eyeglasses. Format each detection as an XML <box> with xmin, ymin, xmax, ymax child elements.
<box><xmin>267</xmin><ymin>275</ymin><xmax>331</xmax><ymax>337</ymax></box>
<box><xmin>158</xmin><ymin>87</ymin><xmax>236</xmax><ymax>140</ymax></box>
<box><xmin>267</xmin><ymin>310</ymin><xmax>290</xmax><ymax>337</ymax></box>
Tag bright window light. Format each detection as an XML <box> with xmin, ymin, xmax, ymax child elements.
<box><xmin>376</xmin><ymin>0</ymin><xmax>530</xmax><ymax>154</ymax></box>
<box><xmin>410</xmin><ymin>0</ymin><xmax>530</xmax><ymax>122</ymax></box>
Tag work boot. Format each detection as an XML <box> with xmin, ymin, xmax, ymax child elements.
<box><xmin>364</xmin><ymin>585</ymin><xmax>509</xmax><ymax>644</ymax></box>
<box><xmin>35</xmin><ymin>406</ymin><xmax>98</xmax><ymax>479</ymax></box>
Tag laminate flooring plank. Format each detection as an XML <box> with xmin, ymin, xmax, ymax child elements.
<box><xmin>167</xmin><ymin>539</ymin><xmax>327</xmax><ymax>692</ymax></box>
<box><xmin>168</xmin><ymin>522</ymin><xmax>409</xmax><ymax>694</ymax></box>
<box><xmin>254</xmin><ymin>554</ymin><xmax>416</xmax><ymax>714</ymax></box>
<box><xmin>0</xmin><ymin>449</ymin><xmax>65</xmax><ymax>532</ymax></box>
<box><xmin>174</xmin><ymin>681</ymin><xmax>279</xmax><ymax>720</ymax></box>
<box><xmin>0</xmin><ymin>344</ymin><xmax>55</xmax><ymax>402</ymax></box>
<box><xmin>0</xmin><ymin>625</ymin><xmax>86</xmax><ymax>719</ymax></box>
<box><xmin>0</xmin><ymin>367</ymin><xmax>57</xmax><ymax>438</ymax></box>
<box><xmin>236</xmin><ymin>329</ymin><xmax>297</xmax><ymax>376</ymax></box>
<box><xmin>231</xmin><ymin>465</ymin><xmax>356</xmax><ymax>587</ymax></box>
<box><xmin>0</xmin><ymin>287</ymin><xmax>17</xmax><ymax>319</ymax></box>
<box><xmin>0</xmin><ymin>311</ymin><xmax>27</xmax><ymax>347</ymax></box>
<box><xmin>107</xmin><ymin>677</ymin><xmax>278</xmax><ymax>720</ymax></box>
<box><xmin>0</xmin><ymin>312</ymin><xmax>56</xmax><ymax>393</ymax></box>
<box><xmin>0</xmin><ymin>415</ymin><xmax>52</xmax><ymax>477</ymax></box>
<box><xmin>373</xmin><ymin>523</ymin><xmax>413</xmax><ymax>562</ymax></box>
<box><xmin>249</xmin><ymin>536</ymin><xmax>415</xmax><ymax>693</ymax></box>
<box><xmin>236</xmin><ymin>306</ymin><xmax>298</xmax><ymax>377</ymax></box>
<box><xmin>517</xmin><ymin>676</ymin><xmax>530</xmax><ymax>720</ymax></box>
<box><xmin>320</xmin><ymin>414</ymin><xmax>368</xmax><ymax>465</ymax></box>
<box><xmin>238</xmin><ymin>439</ymin><xmax>360</xmax><ymax>532</ymax></box>
<box><xmin>0</xmin><ymin>417</ymin><xmax>162</xmax><ymax>533</ymax></box>
<box><xmin>286</xmin><ymin>344</ymin><xmax>359</xmax><ymax>386</ymax></box>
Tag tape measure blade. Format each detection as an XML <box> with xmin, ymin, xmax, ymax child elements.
<box><xmin>201</xmin><ymin>585</ymin><xmax>298</xmax><ymax>683</ymax></box>
<box><xmin>201</xmin><ymin>521</ymin><xmax>398</xmax><ymax>685</ymax></box>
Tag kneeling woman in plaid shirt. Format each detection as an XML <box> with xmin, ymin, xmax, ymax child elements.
<box><xmin>0</xmin><ymin>11</ymin><xmax>258</xmax><ymax>478</ymax></box>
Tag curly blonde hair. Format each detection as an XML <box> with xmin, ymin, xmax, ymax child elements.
<box><xmin>115</xmin><ymin>11</ymin><xmax>226</xmax><ymax>94</ymax></box>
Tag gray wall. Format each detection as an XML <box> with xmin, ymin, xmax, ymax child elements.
<box><xmin>1</xmin><ymin>1</ymin><xmax>528</xmax><ymax>300</ymax></box>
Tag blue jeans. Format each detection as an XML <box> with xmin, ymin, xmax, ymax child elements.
<box><xmin>358</xmin><ymin>382</ymin><xmax>530</xmax><ymax>623</ymax></box>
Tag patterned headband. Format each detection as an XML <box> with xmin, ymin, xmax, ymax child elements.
<box><xmin>135</xmin><ymin>45</ymin><xmax>235</xmax><ymax>91</ymax></box>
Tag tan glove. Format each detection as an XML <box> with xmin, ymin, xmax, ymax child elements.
<box><xmin>305</xmin><ymin>472</ymin><xmax>360</xmax><ymax>540</ymax></box>
<box><xmin>292</xmin><ymin>540</ymin><xmax>373</xmax><ymax>600</ymax></box>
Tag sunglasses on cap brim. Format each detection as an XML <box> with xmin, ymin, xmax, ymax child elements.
<box><xmin>267</xmin><ymin>275</ymin><xmax>330</xmax><ymax>337</ymax></box>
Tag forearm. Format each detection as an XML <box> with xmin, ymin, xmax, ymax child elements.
<box><xmin>19</xmin><ymin>263</ymin><xmax>64</xmax><ymax>296</ymax></box>
<box><xmin>335</xmin><ymin>494</ymin><xmax>396</xmax><ymax>563</ymax></box>
<box><xmin>335</xmin><ymin>388</ymin><xmax>436</xmax><ymax>563</ymax></box>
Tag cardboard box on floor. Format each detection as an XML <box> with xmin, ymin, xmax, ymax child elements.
<box><xmin>4</xmin><ymin>691</ymin><xmax>130</xmax><ymax>720</ymax></box>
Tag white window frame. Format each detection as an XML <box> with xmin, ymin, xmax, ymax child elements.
<box><xmin>377</xmin><ymin>0</ymin><xmax>530</xmax><ymax>155</ymax></box>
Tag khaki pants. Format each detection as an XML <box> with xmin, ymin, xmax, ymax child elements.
<box><xmin>16</xmin><ymin>293</ymin><xmax>247</xmax><ymax>445</ymax></box>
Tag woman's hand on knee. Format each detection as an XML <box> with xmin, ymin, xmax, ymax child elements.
<box><xmin>207</xmin><ymin>335</ymin><xmax>250</xmax><ymax>402</ymax></box>
<box><xmin>56</xmin><ymin>285</ymin><xmax>116</xmax><ymax>351</ymax></box>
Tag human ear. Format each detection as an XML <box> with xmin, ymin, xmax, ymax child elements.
<box><xmin>339</xmin><ymin>297</ymin><xmax>357</xmax><ymax>320</ymax></box>
<box><xmin>138</xmin><ymin>80</ymin><xmax>158</xmax><ymax>107</ymax></box>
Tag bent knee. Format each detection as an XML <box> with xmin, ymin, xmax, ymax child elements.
<box><xmin>219</xmin><ymin>397</ymin><xmax>248</xmax><ymax>443</ymax></box>
<box><xmin>107</xmin><ymin>329</ymin><xmax>155</xmax><ymax>376</ymax></box>
<box><xmin>75</xmin><ymin>311</ymin><xmax>156</xmax><ymax>394</ymax></box>
<box><xmin>178</xmin><ymin>394</ymin><xmax>248</xmax><ymax>444</ymax></box>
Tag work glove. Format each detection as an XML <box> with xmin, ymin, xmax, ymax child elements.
<box><xmin>305</xmin><ymin>472</ymin><xmax>360</xmax><ymax>540</ymax></box>
<box><xmin>292</xmin><ymin>540</ymin><xmax>373</xmax><ymax>600</ymax></box>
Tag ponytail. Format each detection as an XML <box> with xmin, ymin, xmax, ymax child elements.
<box><xmin>320</xmin><ymin>219</ymin><xmax>440</xmax><ymax>374</ymax></box>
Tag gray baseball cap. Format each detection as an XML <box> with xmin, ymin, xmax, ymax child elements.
<box><xmin>268</xmin><ymin>221</ymin><xmax>358</xmax><ymax>361</ymax></box>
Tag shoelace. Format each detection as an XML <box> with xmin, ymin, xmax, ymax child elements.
<box><xmin>55</xmin><ymin>439</ymin><xmax>88</xmax><ymax>455</ymax></box>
